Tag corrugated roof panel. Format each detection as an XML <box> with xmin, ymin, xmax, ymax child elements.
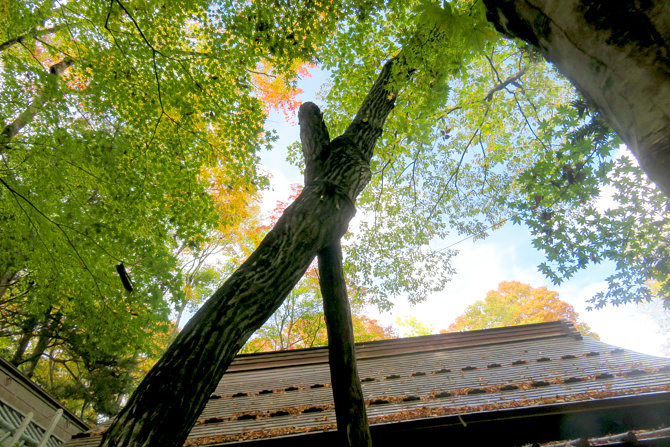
<box><xmin>63</xmin><ymin>321</ymin><xmax>670</xmax><ymax>446</ymax></box>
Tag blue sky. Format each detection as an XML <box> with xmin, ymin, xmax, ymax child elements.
<box><xmin>257</xmin><ymin>68</ymin><xmax>668</xmax><ymax>358</ymax></box>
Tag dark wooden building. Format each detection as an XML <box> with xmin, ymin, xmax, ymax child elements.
<box><xmin>66</xmin><ymin>320</ymin><xmax>670</xmax><ymax>446</ymax></box>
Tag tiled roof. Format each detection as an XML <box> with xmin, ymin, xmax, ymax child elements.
<box><xmin>65</xmin><ymin>320</ymin><xmax>670</xmax><ymax>446</ymax></box>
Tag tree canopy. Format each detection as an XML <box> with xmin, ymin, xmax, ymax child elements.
<box><xmin>447</xmin><ymin>281</ymin><xmax>599</xmax><ymax>338</ymax></box>
<box><xmin>1</xmin><ymin>0</ymin><xmax>668</xmax><ymax>443</ymax></box>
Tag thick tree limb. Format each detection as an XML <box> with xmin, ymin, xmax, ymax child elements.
<box><xmin>0</xmin><ymin>58</ymin><xmax>74</xmax><ymax>152</ymax></box>
<box><xmin>299</xmin><ymin>102</ymin><xmax>331</xmax><ymax>182</ymax></box>
<box><xmin>0</xmin><ymin>26</ymin><xmax>65</xmax><ymax>53</ymax></box>
<box><xmin>300</xmin><ymin>102</ymin><xmax>372</xmax><ymax>446</ymax></box>
<box><xmin>99</xmin><ymin>58</ymin><xmax>399</xmax><ymax>447</ymax></box>
<box><xmin>483</xmin><ymin>0</ymin><xmax>670</xmax><ymax>197</ymax></box>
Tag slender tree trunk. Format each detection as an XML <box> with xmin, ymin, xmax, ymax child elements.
<box><xmin>319</xmin><ymin>242</ymin><xmax>373</xmax><ymax>447</ymax></box>
<box><xmin>99</xmin><ymin>58</ymin><xmax>399</xmax><ymax>447</ymax></box>
<box><xmin>300</xmin><ymin>100</ymin><xmax>372</xmax><ymax>446</ymax></box>
<box><xmin>49</xmin><ymin>347</ymin><xmax>56</xmax><ymax>389</ymax></box>
<box><xmin>483</xmin><ymin>0</ymin><xmax>670</xmax><ymax>197</ymax></box>
<box><xmin>23</xmin><ymin>310</ymin><xmax>61</xmax><ymax>378</ymax></box>
<box><xmin>11</xmin><ymin>316</ymin><xmax>37</xmax><ymax>366</ymax></box>
<box><xmin>0</xmin><ymin>58</ymin><xmax>74</xmax><ymax>152</ymax></box>
<box><xmin>169</xmin><ymin>304</ymin><xmax>185</xmax><ymax>343</ymax></box>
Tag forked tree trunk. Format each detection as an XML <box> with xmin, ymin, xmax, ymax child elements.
<box><xmin>300</xmin><ymin>102</ymin><xmax>373</xmax><ymax>446</ymax></box>
<box><xmin>99</xmin><ymin>58</ymin><xmax>399</xmax><ymax>447</ymax></box>
<box><xmin>483</xmin><ymin>0</ymin><xmax>670</xmax><ymax>197</ymax></box>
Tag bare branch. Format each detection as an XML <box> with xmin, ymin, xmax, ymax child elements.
<box><xmin>484</xmin><ymin>66</ymin><xmax>527</xmax><ymax>101</ymax></box>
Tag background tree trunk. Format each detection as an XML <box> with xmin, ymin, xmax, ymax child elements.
<box><xmin>99</xmin><ymin>59</ymin><xmax>398</xmax><ymax>447</ymax></box>
<box><xmin>0</xmin><ymin>270</ymin><xmax>14</xmax><ymax>300</ymax></box>
<box><xmin>483</xmin><ymin>0</ymin><xmax>670</xmax><ymax>197</ymax></box>
<box><xmin>0</xmin><ymin>58</ymin><xmax>74</xmax><ymax>152</ymax></box>
<box><xmin>11</xmin><ymin>316</ymin><xmax>37</xmax><ymax>366</ymax></box>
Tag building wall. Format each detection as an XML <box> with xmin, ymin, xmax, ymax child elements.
<box><xmin>0</xmin><ymin>357</ymin><xmax>88</xmax><ymax>444</ymax></box>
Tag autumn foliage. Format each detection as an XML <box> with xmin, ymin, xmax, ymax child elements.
<box><xmin>251</xmin><ymin>61</ymin><xmax>313</xmax><ymax>123</ymax></box>
<box><xmin>447</xmin><ymin>281</ymin><xmax>599</xmax><ymax>338</ymax></box>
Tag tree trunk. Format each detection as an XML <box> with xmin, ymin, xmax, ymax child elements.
<box><xmin>319</xmin><ymin>242</ymin><xmax>373</xmax><ymax>447</ymax></box>
<box><xmin>99</xmin><ymin>58</ymin><xmax>399</xmax><ymax>447</ymax></box>
<box><xmin>300</xmin><ymin>102</ymin><xmax>373</xmax><ymax>446</ymax></box>
<box><xmin>11</xmin><ymin>316</ymin><xmax>37</xmax><ymax>366</ymax></box>
<box><xmin>23</xmin><ymin>310</ymin><xmax>61</xmax><ymax>378</ymax></box>
<box><xmin>483</xmin><ymin>0</ymin><xmax>670</xmax><ymax>197</ymax></box>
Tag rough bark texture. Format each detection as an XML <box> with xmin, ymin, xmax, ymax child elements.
<box><xmin>483</xmin><ymin>0</ymin><xmax>670</xmax><ymax>197</ymax></box>
<box><xmin>99</xmin><ymin>58</ymin><xmax>398</xmax><ymax>447</ymax></box>
<box><xmin>318</xmin><ymin>242</ymin><xmax>373</xmax><ymax>447</ymax></box>
<box><xmin>300</xmin><ymin>102</ymin><xmax>373</xmax><ymax>446</ymax></box>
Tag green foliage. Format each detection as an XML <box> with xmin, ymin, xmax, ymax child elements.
<box><xmin>300</xmin><ymin>0</ymin><xmax>665</xmax><ymax>312</ymax></box>
<box><xmin>305</xmin><ymin>2</ymin><xmax>578</xmax><ymax>310</ymax></box>
<box><xmin>396</xmin><ymin>316</ymin><xmax>434</xmax><ymax>336</ymax></box>
<box><xmin>0</xmin><ymin>0</ymin><xmax>316</xmax><ymax>421</ymax></box>
<box><xmin>1</xmin><ymin>0</ymin><xmax>667</xmax><ymax>424</ymax></box>
<box><xmin>507</xmin><ymin>101</ymin><xmax>669</xmax><ymax>309</ymax></box>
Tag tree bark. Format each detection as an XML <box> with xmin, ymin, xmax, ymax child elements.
<box><xmin>0</xmin><ymin>270</ymin><xmax>16</xmax><ymax>301</ymax></box>
<box><xmin>319</xmin><ymin>242</ymin><xmax>373</xmax><ymax>447</ymax></box>
<box><xmin>300</xmin><ymin>102</ymin><xmax>373</xmax><ymax>446</ymax></box>
<box><xmin>99</xmin><ymin>58</ymin><xmax>398</xmax><ymax>447</ymax></box>
<box><xmin>23</xmin><ymin>310</ymin><xmax>61</xmax><ymax>378</ymax></box>
<box><xmin>483</xmin><ymin>0</ymin><xmax>670</xmax><ymax>197</ymax></box>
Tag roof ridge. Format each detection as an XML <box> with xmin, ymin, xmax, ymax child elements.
<box><xmin>228</xmin><ymin>320</ymin><xmax>578</xmax><ymax>373</ymax></box>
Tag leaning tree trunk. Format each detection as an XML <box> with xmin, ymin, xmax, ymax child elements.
<box><xmin>300</xmin><ymin>102</ymin><xmax>373</xmax><ymax>447</ymax></box>
<box><xmin>483</xmin><ymin>0</ymin><xmax>670</xmax><ymax>197</ymax></box>
<box><xmin>99</xmin><ymin>58</ymin><xmax>399</xmax><ymax>447</ymax></box>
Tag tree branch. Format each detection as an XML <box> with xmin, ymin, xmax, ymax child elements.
<box><xmin>0</xmin><ymin>58</ymin><xmax>74</xmax><ymax>152</ymax></box>
<box><xmin>0</xmin><ymin>26</ymin><xmax>65</xmax><ymax>53</ymax></box>
<box><xmin>483</xmin><ymin>66</ymin><xmax>527</xmax><ymax>101</ymax></box>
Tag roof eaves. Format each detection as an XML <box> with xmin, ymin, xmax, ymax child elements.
<box><xmin>0</xmin><ymin>355</ymin><xmax>89</xmax><ymax>431</ymax></box>
<box><xmin>200</xmin><ymin>392</ymin><xmax>670</xmax><ymax>447</ymax></box>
